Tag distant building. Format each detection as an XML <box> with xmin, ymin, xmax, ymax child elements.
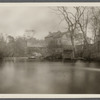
<box><xmin>27</xmin><ymin>38</ymin><xmax>47</xmax><ymax>48</ymax></box>
<box><xmin>27</xmin><ymin>38</ymin><xmax>47</xmax><ymax>56</ymax></box>
<box><xmin>45</xmin><ymin>31</ymin><xmax>74</xmax><ymax>59</ymax></box>
<box><xmin>45</xmin><ymin>31</ymin><xmax>72</xmax><ymax>53</ymax></box>
<box><xmin>24</xmin><ymin>29</ymin><xmax>35</xmax><ymax>39</ymax></box>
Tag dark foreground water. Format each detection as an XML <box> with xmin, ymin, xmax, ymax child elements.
<box><xmin>0</xmin><ymin>60</ymin><xmax>100</xmax><ymax>94</ymax></box>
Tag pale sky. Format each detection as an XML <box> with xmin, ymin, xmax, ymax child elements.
<box><xmin>0</xmin><ymin>6</ymin><xmax>66</xmax><ymax>39</ymax></box>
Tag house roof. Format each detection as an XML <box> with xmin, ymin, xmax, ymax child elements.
<box><xmin>45</xmin><ymin>31</ymin><xmax>69</xmax><ymax>39</ymax></box>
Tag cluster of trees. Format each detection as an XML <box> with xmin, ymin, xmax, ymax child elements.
<box><xmin>0</xmin><ymin>30</ymin><xmax>35</xmax><ymax>58</ymax></box>
<box><xmin>51</xmin><ymin>7</ymin><xmax>100</xmax><ymax>59</ymax></box>
<box><xmin>1</xmin><ymin>7</ymin><xmax>100</xmax><ymax>60</ymax></box>
<box><xmin>0</xmin><ymin>35</ymin><xmax>27</xmax><ymax>58</ymax></box>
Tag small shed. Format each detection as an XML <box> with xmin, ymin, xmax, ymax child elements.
<box><xmin>62</xmin><ymin>45</ymin><xmax>73</xmax><ymax>60</ymax></box>
<box><xmin>62</xmin><ymin>50</ymin><xmax>73</xmax><ymax>59</ymax></box>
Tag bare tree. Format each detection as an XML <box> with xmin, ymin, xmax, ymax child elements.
<box><xmin>90</xmin><ymin>7</ymin><xmax>100</xmax><ymax>43</ymax></box>
<box><xmin>76</xmin><ymin>7</ymin><xmax>89</xmax><ymax>45</ymax></box>
<box><xmin>51</xmin><ymin>7</ymin><xmax>86</xmax><ymax>58</ymax></box>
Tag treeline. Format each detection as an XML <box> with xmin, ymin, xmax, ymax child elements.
<box><xmin>1</xmin><ymin>7</ymin><xmax>100</xmax><ymax>60</ymax></box>
<box><xmin>51</xmin><ymin>7</ymin><xmax>100</xmax><ymax>59</ymax></box>
<box><xmin>0</xmin><ymin>30</ymin><xmax>36</xmax><ymax>58</ymax></box>
<box><xmin>0</xmin><ymin>35</ymin><xmax>27</xmax><ymax>58</ymax></box>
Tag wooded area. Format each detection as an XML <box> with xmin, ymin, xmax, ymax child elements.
<box><xmin>0</xmin><ymin>7</ymin><xmax>100</xmax><ymax>61</ymax></box>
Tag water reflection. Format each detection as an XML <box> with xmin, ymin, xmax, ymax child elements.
<box><xmin>0</xmin><ymin>61</ymin><xmax>100</xmax><ymax>93</ymax></box>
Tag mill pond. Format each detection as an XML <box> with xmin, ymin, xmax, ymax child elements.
<box><xmin>1</xmin><ymin>5</ymin><xmax>100</xmax><ymax>94</ymax></box>
<box><xmin>0</xmin><ymin>59</ymin><xmax>100</xmax><ymax>94</ymax></box>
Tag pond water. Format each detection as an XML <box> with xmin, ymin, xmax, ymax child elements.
<box><xmin>0</xmin><ymin>60</ymin><xmax>100</xmax><ymax>94</ymax></box>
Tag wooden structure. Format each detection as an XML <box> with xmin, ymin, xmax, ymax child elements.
<box><xmin>62</xmin><ymin>49</ymin><xmax>73</xmax><ymax>61</ymax></box>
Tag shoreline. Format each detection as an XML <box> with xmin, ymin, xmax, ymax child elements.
<box><xmin>1</xmin><ymin>57</ymin><xmax>100</xmax><ymax>62</ymax></box>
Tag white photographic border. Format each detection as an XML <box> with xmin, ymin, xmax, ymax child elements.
<box><xmin>0</xmin><ymin>2</ymin><xmax>100</xmax><ymax>98</ymax></box>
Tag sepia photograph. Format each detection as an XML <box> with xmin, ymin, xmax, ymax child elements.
<box><xmin>0</xmin><ymin>3</ymin><xmax>100</xmax><ymax>95</ymax></box>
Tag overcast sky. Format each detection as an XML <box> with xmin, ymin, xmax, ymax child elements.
<box><xmin>0</xmin><ymin>6</ymin><xmax>67</xmax><ymax>39</ymax></box>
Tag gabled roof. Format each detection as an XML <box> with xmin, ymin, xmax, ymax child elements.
<box><xmin>45</xmin><ymin>31</ymin><xmax>69</xmax><ymax>39</ymax></box>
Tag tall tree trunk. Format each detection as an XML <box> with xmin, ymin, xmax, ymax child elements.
<box><xmin>70</xmin><ymin>30</ymin><xmax>76</xmax><ymax>59</ymax></box>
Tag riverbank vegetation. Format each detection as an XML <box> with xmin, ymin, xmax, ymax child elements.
<box><xmin>48</xmin><ymin>7</ymin><xmax>100</xmax><ymax>61</ymax></box>
<box><xmin>0</xmin><ymin>7</ymin><xmax>100</xmax><ymax>61</ymax></box>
